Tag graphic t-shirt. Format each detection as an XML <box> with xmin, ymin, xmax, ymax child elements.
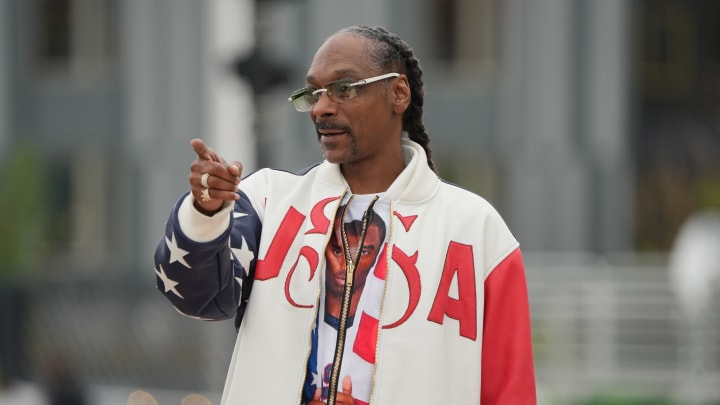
<box><xmin>303</xmin><ymin>194</ymin><xmax>390</xmax><ymax>405</ymax></box>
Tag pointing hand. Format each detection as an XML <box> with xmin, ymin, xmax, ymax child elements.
<box><xmin>189</xmin><ymin>139</ymin><xmax>242</xmax><ymax>215</ymax></box>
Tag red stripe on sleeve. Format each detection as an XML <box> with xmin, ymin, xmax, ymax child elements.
<box><xmin>481</xmin><ymin>248</ymin><xmax>537</xmax><ymax>404</ymax></box>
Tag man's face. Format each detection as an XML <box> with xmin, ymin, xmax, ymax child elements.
<box><xmin>325</xmin><ymin>220</ymin><xmax>383</xmax><ymax>297</ymax></box>
<box><xmin>304</xmin><ymin>33</ymin><xmax>407</xmax><ymax>166</ymax></box>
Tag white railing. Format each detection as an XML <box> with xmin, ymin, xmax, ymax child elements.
<box><xmin>526</xmin><ymin>252</ymin><xmax>720</xmax><ymax>404</ymax></box>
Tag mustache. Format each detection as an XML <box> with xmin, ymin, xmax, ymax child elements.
<box><xmin>315</xmin><ymin>121</ymin><xmax>352</xmax><ymax>133</ymax></box>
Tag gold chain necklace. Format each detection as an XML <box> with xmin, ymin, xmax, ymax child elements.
<box><xmin>326</xmin><ymin>195</ymin><xmax>379</xmax><ymax>405</ymax></box>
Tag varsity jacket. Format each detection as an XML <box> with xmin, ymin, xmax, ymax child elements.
<box><xmin>154</xmin><ymin>139</ymin><xmax>537</xmax><ymax>404</ymax></box>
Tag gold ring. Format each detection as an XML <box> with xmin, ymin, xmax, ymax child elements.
<box><xmin>200</xmin><ymin>188</ymin><xmax>211</xmax><ymax>202</ymax></box>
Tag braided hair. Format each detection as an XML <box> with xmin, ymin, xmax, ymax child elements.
<box><xmin>339</xmin><ymin>26</ymin><xmax>437</xmax><ymax>173</ymax></box>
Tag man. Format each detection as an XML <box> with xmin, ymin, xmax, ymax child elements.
<box><xmin>154</xmin><ymin>25</ymin><xmax>536</xmax><ymax>404</ymax></box>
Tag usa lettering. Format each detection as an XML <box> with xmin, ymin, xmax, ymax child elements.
<box><xmin>253</xmin><ymin>201</ymin><xmax>478</xmax><ymax>340</ymax></box>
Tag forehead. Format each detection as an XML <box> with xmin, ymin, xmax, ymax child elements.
<box><xmin>306</xmin><ymin>33</ymin><xmax>374</xmax><ymax>82</ymax></box>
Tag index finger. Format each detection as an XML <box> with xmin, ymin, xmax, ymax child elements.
<box><xmin>191</xmin><ymin>138</ymin><xmax>222</xmax><ymax>162</ymax></box>
<box><xmin>191</xmin><ymin>139</ymin><xmax>211</xmax><ymax>159</ymax></box>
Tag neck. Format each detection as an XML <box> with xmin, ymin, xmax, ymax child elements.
<box><xmin>341</xmin><ymin>150</ymin><xmax>405</xmax><ymax>194</ymax></box>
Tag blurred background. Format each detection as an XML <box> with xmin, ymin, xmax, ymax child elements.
<box><xmin>1</xmin><ymin>0</ymin><xmax>719</xmax><ymax>404</ymax></box>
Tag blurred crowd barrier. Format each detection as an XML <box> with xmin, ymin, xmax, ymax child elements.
<box><xmin>1</xmin><ymin>251</ymin><xmax>719</xmax><ymax>405</ymax></box>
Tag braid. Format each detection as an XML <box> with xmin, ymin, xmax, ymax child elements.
<box><xmin>339</xmin><ymin>26</ymin><xmax>438</xmax><ymax>173</ymax></box>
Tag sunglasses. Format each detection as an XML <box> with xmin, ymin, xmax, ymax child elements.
<box><xmin>288</xmin><ymin>73</ymin><xmax>400</xmax><ymax>112</ymax></box>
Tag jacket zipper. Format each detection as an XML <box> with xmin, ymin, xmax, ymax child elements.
<box><xmin>326</xmin><ymin>195</ymin><xmax>378</xmax><ymax>405</ymax></box>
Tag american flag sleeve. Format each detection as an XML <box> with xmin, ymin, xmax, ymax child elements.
<box><xmin>153</xmin><ymin>191</ymin><xmax>261</xmax><ymax>326</ymax></box>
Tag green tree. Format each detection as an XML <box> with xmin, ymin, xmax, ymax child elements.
<box><xmin>0</xmin><ymin>143</ymin><xmax>48</xmax><ymax>277</ymax></box>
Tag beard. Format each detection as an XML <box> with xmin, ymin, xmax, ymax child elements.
<box><xmin>316</xmin><ymin>121</ymin><xmax>355</xmax><ymax>154</ymax></box>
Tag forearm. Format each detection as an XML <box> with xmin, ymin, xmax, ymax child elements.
<box><xmin>153</xmin><ymin>192</ymin><xmax>238</xmax><ymax>320</ymax></box>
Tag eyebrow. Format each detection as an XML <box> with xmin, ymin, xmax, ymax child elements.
<box><xmin>305</xmin><ymin>69</ymin><xmax>362</xmax><ymax>84</ymax></box>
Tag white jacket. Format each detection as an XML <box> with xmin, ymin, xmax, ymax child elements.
<box><xmin>154</xmin><ymin>139</ymin><xmax>536</xmax><ymax>404</ymax></box>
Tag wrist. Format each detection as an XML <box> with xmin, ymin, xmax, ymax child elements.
<box><xmin>177</xmin><ymin>193</ymin><xmax>232</xmax><ymax>243</ymax></box>
<box><xmin>193</xmin><ymin>199</ymin><xmax>222</xmax><ymax>216</ymax></box>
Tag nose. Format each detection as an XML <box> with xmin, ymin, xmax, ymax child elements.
<box><xmin>311</xmin><ymin>91</ymin><xmax>337</xmax><ymax>117</ymax></box>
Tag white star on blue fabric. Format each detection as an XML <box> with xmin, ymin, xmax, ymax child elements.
<box><xmin>233</xmin><ymin>211</ymin><xmax>248</xmax><ymax>219</ymax></box>
<box><xmin>165</xmin><ymin>232</ymin><xmax>191</xmax><ymax>269</ymax></box>
<box><xmin>231</xmin><ymin>235</ymin><xmax>255</xmax><ymax>273</ymax></box>
<box><xmin>312</xmin><ymin>371</ymin><xmax>321</xmax><ymax>389</ymax></box>
<box><xmin>155</xmin><ymin>264</ymin><xmax>184</xmax><ymax>299</ymax></box>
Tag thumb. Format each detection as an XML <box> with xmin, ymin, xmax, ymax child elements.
<box><xmin>314</xmin><ymin>388</ymin><xmax>321</xmax><ymax>401</ymax></box>
<box><xmin>342</xmin><ymin>375</ymin><xmax>352</xmax><ymax>396</ymax></box>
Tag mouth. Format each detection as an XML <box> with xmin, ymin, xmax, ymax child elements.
<box><xmin>319</xmin><ymin>130</ymin><xmax>345</xmax><ymax>136</ymax></box>
<box><xmin>316</xmin><ymin>122</ymin><xmax>349</xmax><ymax>139</ymax></box>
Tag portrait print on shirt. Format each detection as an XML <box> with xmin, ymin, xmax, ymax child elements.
<box><xmin>305</xmin><ymin>195</ymin><xmax>389</xmax><ymax>405</ymax></box>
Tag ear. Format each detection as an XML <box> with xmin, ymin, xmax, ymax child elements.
<box><xmin>391</xmin><ymin>74</ymin><xmax>411</xmax><ymax>114</ymax></box>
